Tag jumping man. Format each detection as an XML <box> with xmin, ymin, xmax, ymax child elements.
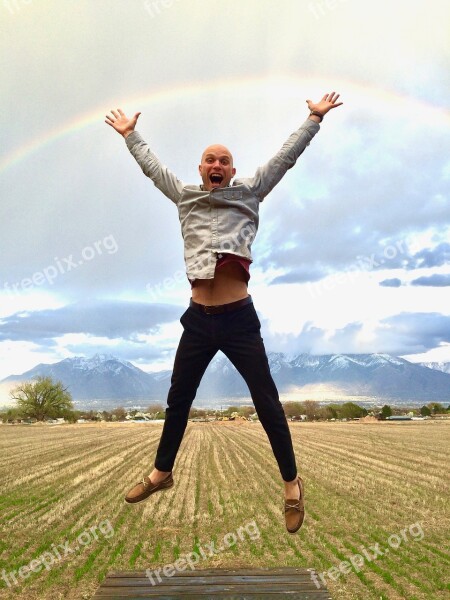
<box><xmin>105</xmin><ymin>92</ymin><xmax>343</xmax><ymax>533</ymax></box>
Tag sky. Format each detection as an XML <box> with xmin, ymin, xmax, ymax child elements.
<box><xmin>0</xmin><ymin>0</ymin><xmax>449</xmax><ymax>396</ymax></box>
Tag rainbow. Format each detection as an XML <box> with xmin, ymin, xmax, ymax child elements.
<box><xmin>1</xmin><ymin>75</ymin><xmax>448</xmax><ymax>174</ymax></box>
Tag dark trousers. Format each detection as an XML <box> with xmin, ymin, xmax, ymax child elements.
<box><xmin>154</xmin><ymin>299</ymin><xmax>298</xmax><ymax>481</ymax></box>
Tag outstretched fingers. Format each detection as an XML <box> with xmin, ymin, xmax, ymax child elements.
<box><xmin>104</xmin><ymin>108</ymin><xmax>128</xmax><ymax>128</ymax></box>
<box><xmin>324</xmin><ymin>92</ymin><xmax>343</xmax><ymax>109</ymax></box>
<box><xmin>323</xmin><ymin>92</ymin><xmax>338</xmax><ymax>102</ymax></box>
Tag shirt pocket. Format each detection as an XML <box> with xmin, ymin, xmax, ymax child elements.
<box><xmin>223</xmin><ymin>190</ymin><xmax>243</xmax><ymax>201</ymax></box>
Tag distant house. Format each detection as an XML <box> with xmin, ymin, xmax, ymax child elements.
<box><xmin>386</xmin><ymin>416</ymin><xmax>412</xmax><ymax>421</ymax></box>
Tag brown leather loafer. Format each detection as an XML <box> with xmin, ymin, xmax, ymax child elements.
<box><xmin>125</xmin><ymin>472</ymin><xmax>173</xmax><ymax>504</ymax></box>
<box><xmin>284</xmin><ymin>476</ymin><xmax>305</xmax><ymax>533</ymax></box>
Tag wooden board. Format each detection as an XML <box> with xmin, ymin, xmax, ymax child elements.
<box><xmin>93</xmin><ymin>567</ymin><xmax>332</xmax><ymax>599</ymax></box>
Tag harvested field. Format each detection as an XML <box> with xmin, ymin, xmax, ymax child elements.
<box><xmin>0</xmin><ymin>419</ymin><xmax>448</xmax><ymax>599</ymax></box>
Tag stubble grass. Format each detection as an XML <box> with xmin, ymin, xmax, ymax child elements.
<box><xmin>0</xmin><ymin>419</ymin><xmax>448</xmax><ymax>599</ymax></box>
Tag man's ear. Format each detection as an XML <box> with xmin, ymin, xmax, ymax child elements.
<box><xmin>232</xmin><ymin>167</ymin><xmax>236</xmax><ymax>177</ymax></box>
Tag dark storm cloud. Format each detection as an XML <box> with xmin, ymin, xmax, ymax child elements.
<box><xmin>0</xmin><ymin>300</ymin><xmax>182</xmax><ymax>343</ymax></box>
<box><xmin>411</xmin><ymin>274</ymin><xmax>450</xmax><ymax>287</ymax></box>
<box><xmin>409</xmin><ymin>243</ymin><xmax>450</xmax><ymax>269</ymax></box>
<box><xmin>377</xmin><ymin>312</ymin><xmax>450</xmax><ymax>354</ymax></box>
<box><xmin>261</xmin><ymin>312</ymin><xmax>450</xmax><ymax>357</ymax></box>
<box><xmin>379</xmin><ymin>278</ymin><xmax>402</xmax><ymax>287</ymax></box>
<box><xmin>270</xmin><ymin>266</ymin><xmax>328</xmax><ymax>285</ymax></box>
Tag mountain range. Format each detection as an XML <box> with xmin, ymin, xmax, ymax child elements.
<box><xmin>1</xmin><ymin>353</ymin><xmax>450</xmax><ymax>409</ymax></box>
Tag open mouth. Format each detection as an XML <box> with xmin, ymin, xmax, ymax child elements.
<box><xmin>210</xmin><ymin>173</ymin><xmax>224</xmax><ymax>185</ymax></box>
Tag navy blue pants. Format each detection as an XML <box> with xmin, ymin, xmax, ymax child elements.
<box><xmin>154</xmin><ymin>299</ymin><xmax>297</xmax><ymax>481</ymax></box>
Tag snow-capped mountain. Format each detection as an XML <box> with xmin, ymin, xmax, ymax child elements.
<box><xmin>2</xmin><ymin>354</ymin><xmax>169</xmax><ymax>402</ymax></box>
<box><xmin>420</xmin><ymin>361</ymin><xmax>450</xmax><ymax>374</ymax></box>
<box><xmin>2</xmin><ymin>352</ymin><xmax>450</xmax><ymax>406</ymax></box>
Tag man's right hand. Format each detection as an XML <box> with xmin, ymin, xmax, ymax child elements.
<box><xmin>105</xmin><ymin>108</ymin><xmax>141</xmax><ymax>138</ymax></box>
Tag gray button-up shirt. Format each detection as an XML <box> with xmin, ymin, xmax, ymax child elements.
<box><xmin>125</xmin><ymin>119</ymin><xmax>320</xmax><ymax>281</ymax></box>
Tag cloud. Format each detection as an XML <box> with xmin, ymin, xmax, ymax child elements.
<box><xmin>379</xmin><ymin>278</ymin><xmax>402</xmax><ymax>287</ymax></box>
<box><xmin>409</xmin><ymin>242</ymin><xmax>450</xmax><ymax>269</ymax></box>
<box><xmin>378</xmin><ymin>312</ymin><xmax>450</xmax><ymax>354</ymax></box>
<box><xmin>254</xmin><ymin>115</ymin><xmax>450</xmax><ymax>282</ymax></box>
<box><xmin>0</xmin><ymin>300</ymin><xmax>182</xmax><ymax>343</ymax></box>
<box><xmin>270</xmin><ymin>266</ymin><xmax>327</xmax><ymax>285</ymax></box>
<box><xmin>411</xmin><ymin>274</ymin><xmax>450</xmax><ymax>287</ymax></box>
<box><xmin>261</xmin><ymin>312</ymin><xmax>450</xmax><ymax>357</ymax></box>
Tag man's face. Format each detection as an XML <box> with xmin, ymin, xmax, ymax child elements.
<box><xmin>199</xmin><ymin>144</ymin><xmax>236</xmax><ymax>191</ymax></box>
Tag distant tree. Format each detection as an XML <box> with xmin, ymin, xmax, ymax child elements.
<box><xmin>302</xmin><ymin>400</ymin><xmax>319</xmax><ymax>420</ymax></box>
<box><xmin>327</xmin><ymin>403</ymin><xmax>342</xmax><ymax>418</ymax></box>
<box><xmin>111</xmin><ymin>407</ymin><xmax>127</xmax><ymax>421</ymax></box>
<box><xmin>79</xmin><ymin>410</ymin><xmax>100</xmax><ymax>421</ymax></box>
<box><xmin>380</xmin><ymin>405</ymin><xmax>392</xmax><ymax>420</ymax></box>
<box><xmin>320</xmin><ymin>405</ymin><xmax>338</xmax><ymax>420</ymax></box>
<box><xmin>427</xmin><ymin>402</ymin><xmax>445</xmax><ymax>414</ymax></box>
<box><xmin>224</xmin><ymin>406</ymin><xmax>241</xmax><ymax>416</ymax></box>
<box><xmin>0</xmin><ymin>406</ymin><xmax>22</xmax><ymax>423</ymax></box>
<box><xmin>147</xmin><ymin>403</ymin><xmax>165</xmax><ymax>414</ymax></box>
<box><xmin>101</xmin><ymin>410</ymin><xmax>113</xmax><ymax>422</ymax></box>
<box><xmin>189</xmin><ymin>408</ymin><xmax>206</xmax><ymax>419</ymax></box>
<box><xmin>283</xmin><ymin>402</ymin><xmax>304</xmax><ymax>418</ymax></box>
<box><xmin>10</xmin><ymin>377</ymin><xmax>73</xmax><ymax>422</ymax></box>
<box><xmin>420</xmin><ymin>405</ymin><xmax>431</xmax><ymax>417</ymax></box>
<box><xmin>238</xmin><ymin>406</ymin><xmax>254</xmax><ymax>418</ymax></box>
<box><xmin>63</xmin><ymin>410</ymin><xmax>79</xmax><ymax>424</ymax></box>
<box><xmin>340</xmin><ymin>402</ymin><xmax>366</xmax><ymax>419</ymax></box>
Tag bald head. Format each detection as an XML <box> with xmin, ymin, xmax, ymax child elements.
<box><xmin>199</xmin><ymin>144</ymin><xmax>236</xmax><ymax>191</ymax></box>
<box><xmin>201</xmin><ymin>144</ymin><xmax>234</xmax><ymax>164</ymax></box>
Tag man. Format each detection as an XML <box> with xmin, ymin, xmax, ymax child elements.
<box><xmin>105</xmin><ymin>92</ymin><xmax>342</xmax><ymax>533</ymax></box>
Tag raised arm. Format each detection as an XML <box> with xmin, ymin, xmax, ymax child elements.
<box><xmin>246</xmin><ymin>92</ymin><xmax>343</xmax><ymax>199</ymax></box>
<box><xmin>105</xmin><ymin>108</ymin><xmax>184</xmax><ymax>205</ymax></box>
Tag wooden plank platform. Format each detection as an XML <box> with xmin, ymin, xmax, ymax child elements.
<box><xmin>93</xmin><ymin>567</ymin><xmax>332</xmax><ymax>599</ymax></box>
